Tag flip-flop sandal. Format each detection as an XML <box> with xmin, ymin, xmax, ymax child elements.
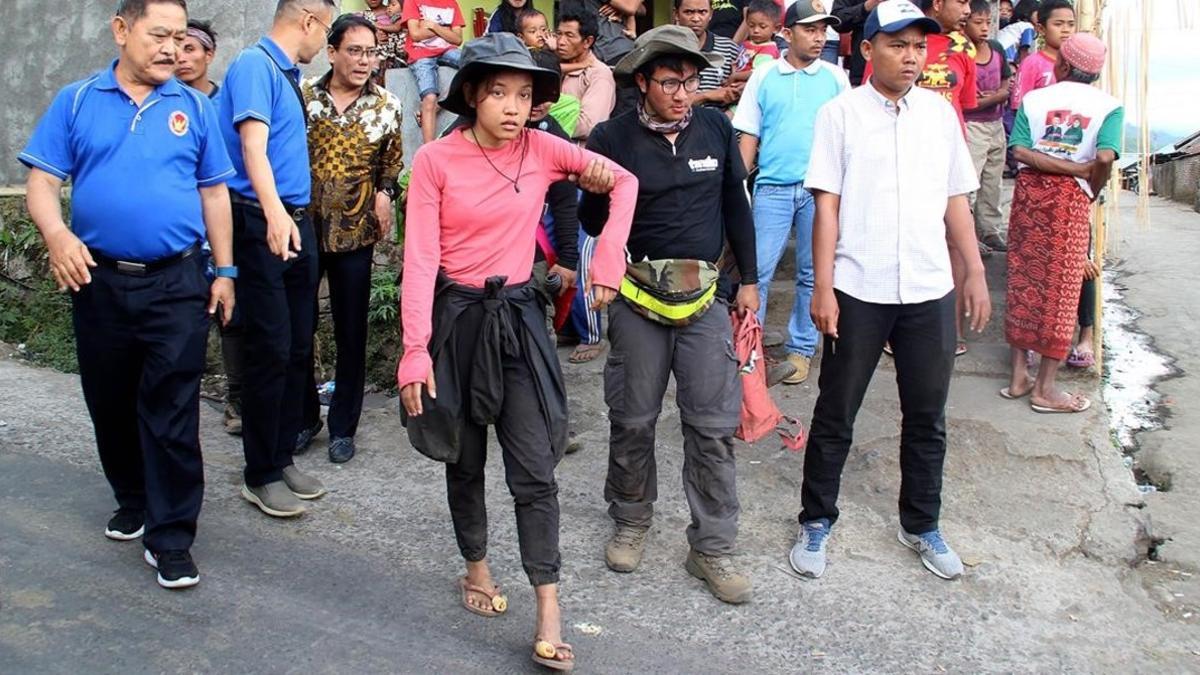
<box><xmin>458</xmin><ymin>576</ymin><xmax>507</xmax><ymax>618</ymax></box>
<box><xmin>999</xmin><ymin>386</ymin><xmax>1032</xmax><ymax>400</ymax></box>
<box><xmin>1066</xmin><ymin>349</ymin><xmax>1096</xmax><ymax>368</ymax></box>
<box><xmin>533</xmin><ymin>640</ymin><xmax>575</xmax><ymax>672</ymax></box>
<box><xmin>1031</xmin><ymin>394</ymin><xmax>1092</xmax><ymax>414</ymax></box>
<box><xmin>568</xmin><ymin>341</ymin><xmax>607</xmax><ymax>364</ymax></box>
<box><xmin>955</xmin><ymin>342</ymin><xmax>968</xmax><ymax>357</ymax></box>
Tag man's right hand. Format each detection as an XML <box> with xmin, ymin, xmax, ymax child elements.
<box><xmin>811</xmin><ymin>286</ymin><xmax>840</xmax><ymax>338</ymax></box>
<box><xmin>45</xmin><ymin>227</ymin><xmax>96</xmax><ymax>292</ymax></box>
<box><xmin>265</xmin><ymin>205</ymin><xmax>300</xmax><ymax>260</ymax></box>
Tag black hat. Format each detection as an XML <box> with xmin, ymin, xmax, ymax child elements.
<box><xmin>439</xmin><ymin>33</ymin><xmax>561</xmax><ymax>116</ymax></box>
<box><xmin>783</xmin><ymin>0</ymin><xmax>841</xmax><ymax>28</ymax></box>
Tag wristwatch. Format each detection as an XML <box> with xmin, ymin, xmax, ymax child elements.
<box><xmin>215</xmin><ymin>266</ymin><xmax>239</xmax><ymax>279</ymax></box>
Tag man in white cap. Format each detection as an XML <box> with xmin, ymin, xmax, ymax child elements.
<box><xmin>789</xmin><ymin>0</ymin><xmax>991</xmax><ymax>581</ymax></box>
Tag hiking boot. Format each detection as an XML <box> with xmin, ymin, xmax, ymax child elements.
<box><xmin>898</xmin><ymin>528</ymin><xmax>964</xmax><ymax>580</ymax></box>
<box><xmin>782</xmin><ymin>353</ymin><xmax>811</xmax><ymax>385</ymax></box>
<box><xmin>604</xmin><ymin>525</ymin><xmax>650</xmax><ymax>573</ymax></box>
<box><xmin>762</xmin><ymin>330</ymin><xmax>784</xmax><ymax>348</ymax></box>
<box><xmin>981</xmin><ymin>234</ymin><xmax>1008</xmax><ymax>252</ymax></box>
<box><xmin>685</xmin><ymin>549</ymin><xmax>753</xmax><ymax>604</ymax></box>
<box><xmin>223</xmin><ymin>403</ymin><xmax>242</xmax><ymax>436</ymax></box>
<box><xmin>143</xmin><ymin>549</ymin><xmax>199</xmax><ymax>589</ymax></box>
<box><xmin>789</xmin><ymin>518</ymin><xmax>831</xmax><ymax>578</ymax></box>
<box><xmin>328</xmin><ymin>436</ymin><xmax>356</xmax><ymax>464</ymax></box>
<box><xmin>104</xmin><ymin>508</ymin><xmax>144</xmax><ymax>541</ymax></box>
<box><xmin>241</xmin><ymin>481</ymin><xmax>307</xmax><ymax>517</ymax></box>
<box><xmin>564</xmin><ymin>431</ymin><xmax>583</xmax><ymax>455</ymax></box>
<box><xmin>294</xmin><ymin>419</ymin><xmax>323</xmax><ymax>456</ymax></box>
<box><xmin>766</xmin><ymin>359</ymin><xmax>797</xmax><ymax>388</ymax></box>
<box><xmin>282</xmin><ymin>465</ymin><xmax>327</xmax><ymax>500</ymax></box>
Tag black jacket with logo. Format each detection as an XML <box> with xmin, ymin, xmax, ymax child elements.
<box><xmin>579</xmin><ymin>107</ymin><xmax>758</xmax><ymax>285</ymax></box>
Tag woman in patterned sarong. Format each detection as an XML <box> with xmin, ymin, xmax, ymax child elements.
<box><xmin>1002</xmin><ymin>33</ymin><xmax>1123</xmax><ymax>414</ymax></box>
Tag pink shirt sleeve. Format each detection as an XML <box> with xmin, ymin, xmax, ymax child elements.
<box><xmin>397</xmin><ymin>145</ymin><xmax>442</xmax><ymax>388</ymax></box>
<box><xmin>534</xmin><ymin>131</ymin><xmax>637</xmax><ymax>291</ymax></box>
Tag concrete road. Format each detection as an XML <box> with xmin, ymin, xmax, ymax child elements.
<box><xmin>2</xmin><ymin>195</ymin><xmax>1198</xmax><ymax>673</ymax></box>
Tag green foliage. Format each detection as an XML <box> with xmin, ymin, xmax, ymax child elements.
<box><xmin>0</xmin><ymin>195</ymin><xmax>78</xmax><ymax>372</ymax></box>
<box><xmin>368</xmin><ymin>266</ymin><xmax>399</xmax><ymax>324</ymax></box>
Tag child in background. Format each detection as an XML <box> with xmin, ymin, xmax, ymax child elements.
<box><xmin>363</xmin><ymin>0</ymin><xmax>406</xmax><ymax>83</ymax></box>
<box><xmin>1010</xmin><ymin>0</ymin><xmax>1074</xmax><ymax>110</ymax></box>
<box><xmin>403</xmin><ymin>0</ymin><xmax>466</xmax><ymax>143</ymax></box>
<box><xmin>963</xmin><ymin>0</ymin><xmax>1013</xmax><ymax>253</ymax></box>
<box><xmin>733</xmin><ymin>0</ymin><xmax>782</xmax><ymax>76</ymax></box>
<box><xmin>516</xmin><ymin>7</ymin><xmax>556</xmax><ymax>51</ymax></box>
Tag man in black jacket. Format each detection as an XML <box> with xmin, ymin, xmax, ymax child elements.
<box><xmin>832</xmin><ymin>0</ymin><xmax>888</xmax><ymax>85</ymax></box>
<box><xmin>580</xmin><ymin>25</ymin><xmax>759</xmax><ymax>605</ymax></box>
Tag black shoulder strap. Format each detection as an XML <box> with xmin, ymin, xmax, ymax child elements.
<box><xmin>257</xmin><ymin>44</ymin><xmax>308</xmax><ymax>127</ymax></box>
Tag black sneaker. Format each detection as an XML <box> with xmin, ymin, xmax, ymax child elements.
<box><xmin>294</xmin><ymin>419</ymin><xmax>324</xmax><ymax>455</ymax></box>
<box><xmin>328</xmin><ymin>436</ymin><xmax>356</xmax><ymax>464</ymax></box>
<box><xmin>104</xmin><ymin>508</ymin><xmax>144</xmax><ymax>541</ymax></box>
<box><xmin>143</xmin><ymin>549</ymin><xmax>200</xmax><ymax>589</ymax></box>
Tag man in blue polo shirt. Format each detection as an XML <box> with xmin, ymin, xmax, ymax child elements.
<box><xmin>216</xmin><ymin>0</ymin><xmax>335</xmax><ymax>519</ymax></box>
<box><xmin>19</xmin><ymin>0</ymin><xmax>235</xmax><ymax>590</ymax></box>
<box><xmin>734</xmin><ymin>0</ymin><xmax>848</xmax><ymax>385</ymax></box>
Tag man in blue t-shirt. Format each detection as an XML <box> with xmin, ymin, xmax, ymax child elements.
<box><xmin>733</xmin><ymin>0</ymin><xmax>848</xmax><ymax>384</ymax></box>
<box><xmin>216</xmin><ymin>0</ymin><xmax>335</xmax><ymax>519</ymax></box>
<box><xmin>19</xmin><ymin>0</ymin><xmax>236</xmax><ymax>590</ymax></box>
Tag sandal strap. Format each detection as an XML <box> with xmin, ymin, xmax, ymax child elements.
<box><xmin>461</xmin><ymin>577</ymin><xmax>502</xmax><ymax>599</ymax></box>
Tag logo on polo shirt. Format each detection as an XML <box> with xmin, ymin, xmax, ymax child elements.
<box><xmin>688</xmin><ymin>156</ymin><xmax>720</xmax><ymax>173</ymax></box>
<box><xmin>168</xmin><ymin>111</ymin><xmax>189</xmax><ymax>137</ymax></box>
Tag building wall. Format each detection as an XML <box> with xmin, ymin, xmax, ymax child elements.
<box><xmin>0</xmin><ymin>0</ymin><xmax>554</xmax><ymax>186</ymax></box>
<box><xmin>1152</xmin><ymin>156</ymin><xmax>1200</xmax><ymax>213</ymax></box>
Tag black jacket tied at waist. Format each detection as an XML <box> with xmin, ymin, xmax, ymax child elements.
<box><xmin>401</xmin><ymin>273</ymin><xmax>569</xmax><ymax>464</ymax></box>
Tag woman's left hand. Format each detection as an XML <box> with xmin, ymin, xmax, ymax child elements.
<box><xmin>572</xmin><ymin>159</ymin><xmax>615</xmax><ymax>195</ymax></box>
<box><xmin>587</xmin><ymin>283</ymin><xmax>618</xmax><ymax>310</ymax></box>
<box><xmin>375</xmin><ymin>191</ymin><xmax>395</xmax><ymax>239</ymax></box>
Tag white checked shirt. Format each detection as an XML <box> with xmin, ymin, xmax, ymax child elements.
<box><xmin>805</xmin><ymin>84</ymin><xmax>979</xmax><ymax>305</ymax></box>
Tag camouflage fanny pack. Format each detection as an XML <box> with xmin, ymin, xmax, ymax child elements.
<box><xmin>618</xmin><ymin>259</ymin><xmax>720</xmax><ymax>327</ymax></box>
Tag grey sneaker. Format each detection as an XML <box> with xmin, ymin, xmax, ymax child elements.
<box><xmin>685</xmin><ymin>549</ymin><xmax>753</xmax><ymax>604</ymax></box>
<box><xmin>898</xmin><ymin>528</ymin><xmax>964</xmax><ymax>580</ymax></box>
<box><xmin>282</xmin><ymin>465</ymin><xmax>327</xmax><ymax>500</ymax></box>
<box><xmin>604</xmin><ymin>525</ymin><xmax>650</xmax><ymax>573</ymax></box>
<box><xmin>789</xmin><ymin>518</ymin><xmax>831</xmax><ymax>578</ymax></box>
<box><xmin>241</xmin><ymin>481</ymin><xmax>306</xmax><ymax>518</ymax></box>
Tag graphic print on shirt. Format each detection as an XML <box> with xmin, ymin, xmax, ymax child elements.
<box><xmin>1037</xmin><ymin>109</ymin><xmax>1092</xmax><ymax>155</ymax></box>
<box><xmin>688</xmin><ymin>155</ymin><xmax>720</xmax><ymax>173</ymax></box>
<box><xmin>416</xmin><ymin>5</ymin><xmax>456</xmax><ymax>51</ymax></box>
<box><xmin>918</xmin><ymin>33</ymin><xmax>974</xmax><ymax>105</ymax></box>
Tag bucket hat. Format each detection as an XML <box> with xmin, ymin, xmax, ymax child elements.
<box><xmin>612</xmin><ymin>25</ymin><xmax>723</xmax><ymax>78</ymax></box>
<box><xmin>439</xmin><ymin>33</ymin><xmax>561</xmax><ymax>116</ymax></box>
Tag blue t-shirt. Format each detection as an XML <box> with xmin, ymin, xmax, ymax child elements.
<box><xmin>216</xmin><ymin>37</ymin><xmax>311</xmax><ymax>206</ymax></box>
<box><xmin>732</xmin><ymin>58</ymin><xmax>849</xmax><ymax>186</ymax></box>
<box><xmin>19</xmin><ymin>61</ymin><xmax>234</xmax><ymax>261</ymax></box>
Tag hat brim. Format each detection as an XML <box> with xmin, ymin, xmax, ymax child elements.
<box><xmin>866</xmin><ymin>16</ymin><xmax>942</xmax><ymax>39</ymax></box>
<box><xmin>613</xmin><ymin>42</ymin><xmax>724</xmax><ymax>78</ymax></box>
<box><xmin>789</xmin><ymin>13</ymin><xmax>842</xmax><ymax>28</ymax></box>
<box><xmin>439</xmin><ymin>61</ymin><xmax>562</xmax><ymax>117</ymax></box>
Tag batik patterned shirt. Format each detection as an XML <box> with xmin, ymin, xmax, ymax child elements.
<box><xmin>303</xmin><ymin>73</ymin><xmax>404</xmax><ymax>253</ymax></box>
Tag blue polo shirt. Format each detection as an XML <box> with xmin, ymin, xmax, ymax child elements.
<box><xmin>217</xmin><ymin>37</ymin><xmax>311</xmax><ymax>206</ymax></box>
<box><xmin>731</xmin><ymin>58</ymin><xmax>849</xmax><ymax>186</ymax></box>
<box><xmin>19</xmin><ymin>61</ymin><xmax>234</xmax><ymax>262</ymax></box>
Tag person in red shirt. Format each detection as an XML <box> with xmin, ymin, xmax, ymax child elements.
<box><xmin>403</xmin><ymin>0</ymin><xmax>466</xmax><ymax>142</ymax></box>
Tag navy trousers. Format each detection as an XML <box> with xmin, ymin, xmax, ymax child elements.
<box><xmin>72</xmin><ymin>253</ymin><xmax>210</xmax><ymax>553</ymax></box>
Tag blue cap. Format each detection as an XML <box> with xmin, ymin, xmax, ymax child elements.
<box><xmin>863</xmin><ymin>0</ymin><xmax>942</xmax><ymax>40</ymax></box>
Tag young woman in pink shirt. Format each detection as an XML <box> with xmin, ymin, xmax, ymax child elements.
<box><xmin>398</xmin><ymin>33</ymin><xmax>636</xmax><ymax>672</ymax></box>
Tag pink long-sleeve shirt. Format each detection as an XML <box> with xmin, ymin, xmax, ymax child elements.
<box><xmin>398</xmin><ymin>127</ymin><xmax>637</xmax><ymax>387</ymax></box>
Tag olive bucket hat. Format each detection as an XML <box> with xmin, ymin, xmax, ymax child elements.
<box><xmin>439</xmin><ymin>33</ymin><xmax>562</xmax><ymax>116</ymax></box>
<box><xmin>612</xmin><ymin>25</ymin><xmax>724</xmax><ymax>78</ymax></box>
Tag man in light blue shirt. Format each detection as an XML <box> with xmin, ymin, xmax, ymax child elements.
<box><xmin>733</xmin><ymin>0</ymin><xmax>847</xmax><ymax>384</ymax></box>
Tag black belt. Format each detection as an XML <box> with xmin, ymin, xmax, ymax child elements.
<box><xmin>229</xmin><ymin>192</ymin><xmax>308</xmax><ymax>221</ymax></box>
<box><xmin>90</xmin><ymin>243</ymin><xmax>201</xmax><ymax>276</ymax></box>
